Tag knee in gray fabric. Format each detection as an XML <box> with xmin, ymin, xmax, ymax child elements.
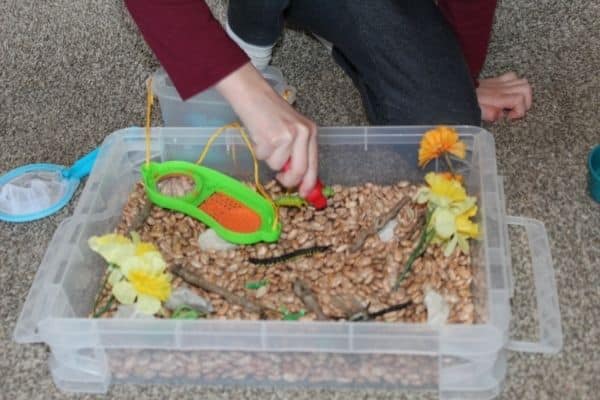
<box><xmin>378</xmin><ymin>93</ymin><xmax>482</xmax><ymax>126</ymax></box>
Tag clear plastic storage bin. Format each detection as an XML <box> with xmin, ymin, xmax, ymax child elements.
<box><xmin>152</xmin><ymin>66</ymin><xmax>294</xmax><ymax>127</ymax></box>
<box><xmin>13</xmin><ymin>126</ymin><xmax>562</xmax><ymax>400</ymax></box>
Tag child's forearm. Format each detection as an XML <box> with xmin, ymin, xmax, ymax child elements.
<box><xmin>125</xmin><ymin>0</ymin><xmax>248</xmax><ymax>100</ymax></box>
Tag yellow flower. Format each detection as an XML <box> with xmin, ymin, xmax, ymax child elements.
<box><xmin>455</xmin><ymin>205</ymin><xmax>479</xmax><ymax>239</ymax></box>
<box><xmin>89</xmin><ymin>232</ymin><xmax>165</xmax><ymax>276</ymax></box>
<box><xmin>426</xmin><ymin>172</ymin><xmax>466</xmax><ymax>202</ymax></box>
<box><xmin>88</xmin><ymin>233</ymin><xmax>135</xmax><ymax>264</ymax></box>
<box><xmin>415</xmin><ymin>172</ymin><xmax>467</xmax><ymax>207</ymax></box>
<box><xmin>431</xmin><ymin>205</ymin><xmax>479</xmax><ymax>256</ymax></box>
<box><xmin>418</xmin><ymin>126</ymin><xmax>466</xmax><ymax>167</ymax></box>
<box><xmin>135</xmin><ymin>242</ymin><xmax>158</xmax><ymax>256</ymax></box>
<box><xmin>112</xmin><ymin>263</ymin><xmax>172</xmax><ymax>315</ymax></box>
<box><xmin>431</xmin><ymin>208</ymin><xmax>456</xmax><ymax>239</ymax></box>
<box><xmin>89</xmin><ymin>232</ymin><xmax>171</xmax><ymax>315</ymax></box>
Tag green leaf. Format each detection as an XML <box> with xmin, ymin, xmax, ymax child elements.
<box><xmin>322</xmin><ymin>186</ymin><xmax>335</xmax><ymax>198</ymax></box>
<box><xmin>245</xmin><ymin>279</ymin><xmax>269</xmax><ymax>290</ymax></box>
<box><xmin>279</xmin><ymin>306</ymin><xmax>306</xmax><ymax>321</ymax></box>
<box><xmin>171</xmin><ymin>306</ymin><xmax>203</xmax><ymax>320</ymax></box>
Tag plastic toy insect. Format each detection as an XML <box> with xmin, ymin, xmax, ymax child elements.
<box><xmin>248</xmin><ymin>245</ymin><xmax>331</xmax><ymax>265</ymax></box>
<box><xmin>280</xmin><ymin>160</ymin><xmax>328</xmax><ymax>210</ymax></box>
<box><xmin>274</xmin><ymin>195</ymin><xmax>307</xmax><ymax>208</ymax></box>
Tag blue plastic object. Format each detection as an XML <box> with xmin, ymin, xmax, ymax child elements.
<box><xmin>588</xmin><ymin>144</ymin><xmax>600</xmax><ymax>203</ymax></box>
<box><xmin>0</xmin><ymin>148</ymin><xmax>99</xmax><ymax>222</ymax></box>
<box><xmin>62</xmin><ymin>148</ymin><xmax>99</xmax><ymax>180</ymax></box>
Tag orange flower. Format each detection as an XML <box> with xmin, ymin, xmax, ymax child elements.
<box><xmin>439</xmin><ymin>172</ymin><xmax>464</xmax><ymax>184</ymax></box>
<box><xmin>418</xmin><ymin>126</ymin><xmax>466</xmax><ymax>167</ymax></box>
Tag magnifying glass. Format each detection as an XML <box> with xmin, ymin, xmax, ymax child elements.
<box><xmin>0</xmin><ymin>149</ymin><xmax>98</xmax><ymax>222</ymax></box>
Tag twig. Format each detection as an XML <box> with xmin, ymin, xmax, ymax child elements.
<box><xmin>443</xmin><ymin>153</ymin><xmax>455</xmax><ymax>174</ymax></box>
<box><xmin>350</xmin><ymin>196</ymin><xmax>411</xmax><ymax>253</ymax></box>
<box><xmin>292</xmin><ymin>279</ymin><xmax>328</xmax><ymax>320</ymax></box>
<box><xmin>330</xmin><ymin>294</ymin><xmax>365</xmax><ymax>319</ymax></box>
<box><xmin>127</xmin><ymin>197</ymin><xmax>152</xmax><ymax>234</ymax></box>
<box><xmin>366</xmin><ymin>301</ymin><xmax>413</xmax><ymax>319</ymax></box>
<box><xmin>93</xmin><ymin>296</ymin><xmax>115</xmax><ymax>318</ymax></box>
<box><xmin>91</xmin><ymin>268</ymin><xmax>111</xmax><ymax>314</ymax></box>
<box><xmin>171</xmin><ymin>264</ymin><xmax>274</xmax><ymax>316</ymax></box>
<box><xmin>330</xmin><ymin>294</ymin><xmax>412</xmax><ymax>321</ymax></box>
<box><xmin>396</xmin><ymin>207</ymin><xmax>423</xmax><ymax>239</ymax></box>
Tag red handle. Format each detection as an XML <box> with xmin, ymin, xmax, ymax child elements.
<box><xmin>281</xmin><ymin>160</ymin><xmax>327</xmax><ymax>210</ymax></box>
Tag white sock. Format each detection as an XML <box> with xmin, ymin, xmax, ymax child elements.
<box><xmin>225</xmin><ymin>21</ymin><xmax>273</xmax><ymax>71</ymax></box>
<box><xmin>312</xmin><ymin>33</ymin><xmax>333</xmax><ymax>54</ymax></box>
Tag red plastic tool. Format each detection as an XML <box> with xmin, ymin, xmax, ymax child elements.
<box><xmin>281</xmin><ymin>160</ymin><xmax>327</xmax><ymax>210</ymax></box>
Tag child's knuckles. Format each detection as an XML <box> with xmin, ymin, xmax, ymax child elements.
<box><xmin>266</xmin><ymin>152</ymin><xmax>288</xmax><ymax>170</ymax></box>
<box><xmin>254</xmin><ymin>143</ymin><xmax>272</xmax><ymax>160</ymax></box>
<box><xmin>271</xmin><ymin>130</ymin><xmax>293</xmax><ymax>148</ymax></box>
<box><xmin>300</xmin><ymin>174</ymin><xmax>317</xmax><ymax>194</ymax></box>
<box><xmin>281</xmin><ymin>171</ymin><xmax>302</xmax><ymax>188</ymax></box>
<box><xmin>308</xmin><ymin>121</ymin><xmax>318</xmax><ymax>136</ymax></box>
<box><xmin>294</xmin><ymin>123</ymin><xmax>311</xmax><ymax>140</ymax></box>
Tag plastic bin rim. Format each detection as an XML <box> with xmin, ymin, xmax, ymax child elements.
<box><xmin>104</xmin><ymin>125</ymin><xmax>492</xmax><ymax>143</ymax></box>
<box><xmin>15</xmin><ymin>125</ymin><xmax>499</xmax><ymax>348</ymax></box>
<box><xmin>33</xmin><ymin>316</ymin><xmax>507</xmax><ymax>356</ymax></box>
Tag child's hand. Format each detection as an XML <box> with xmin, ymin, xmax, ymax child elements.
<box><xmin>216</xmin><ymin>63</ymin><xmax>318</xmax><ymax>197</ymax></box>
<box><xmin>476</xmin><ymin>72</ymin><xmax>532</xmax><ymax>122</ymax></box>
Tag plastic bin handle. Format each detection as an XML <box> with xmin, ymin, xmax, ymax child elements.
<box><xmin>505</xmin><ymin>216</ymin><xmax>563</xmax><ymax>354</ymax></box>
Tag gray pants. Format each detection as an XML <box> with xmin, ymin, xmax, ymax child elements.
<box><xmin>228</xmin><ymin>0</ymin><xmax>482</xmax><ymax>125</ymax></box>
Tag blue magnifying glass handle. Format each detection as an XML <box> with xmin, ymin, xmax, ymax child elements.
<box><xmin>61</xmin><ymin>148</ymin><xmax>99</xmax><ymax>180</ymax></box>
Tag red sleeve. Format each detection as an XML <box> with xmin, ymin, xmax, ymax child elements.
<box><xmin>125</xmin><ymin>0</ymin><xmax>249</xmax><ymax>100</ymax></box>
<box><xmin>438</xmin><ymin>0</ymin><xmax>498</xmax><ymax>79</ymax></box>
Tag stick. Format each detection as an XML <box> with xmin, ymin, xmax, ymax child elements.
<box><xmin>350</xmin><ymin>196</ymin><xmax>411</xmax><ymax>253</ymax></box>
<box><xmin>330</xmin><ymin>294</ymin><xmax>412</xmax><ymax>321</ymax></box>
<box><xmin>349</xmin><ymin>301</ymin><xmax>413</xmax><ymax>322</ymax></box>
<box><xmin>127</xmin><ymin>197</ymin><xmax>152</xmax><ymax>234</ymax></box>
<box><xmin>93</xmin><ymin>296</ymin><xmax>115</xmax><ymax>318</ymax></box>
<box><xmin>364</xmin><ymin>301</ymin><xmax>413</xmax><ymax>319</ymax></box>
<box><xmin>171</xmin><ymin>264</ymin><xmax>272</xmax><ymax>316</ymax></box>
<box><xmin>292</xmin><ymin>279</ymin><xmax>328</xmax><ymax>320</ymax></box>
<box><xmin>91</xmin><ymin>269</ymin><xmax>111</xmax><ymax>314</ymax></box>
